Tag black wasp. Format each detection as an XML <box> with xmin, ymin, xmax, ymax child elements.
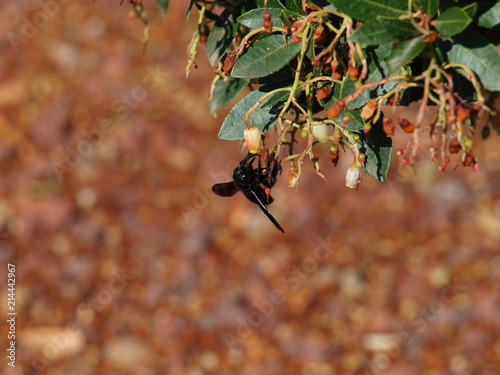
<box><xmin>212</xmin><ymin>152</ymin><xmax>285</xmax><ymax>233</ymax></box>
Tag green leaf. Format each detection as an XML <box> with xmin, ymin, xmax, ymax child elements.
<box><xmin>258</xmin><ymin>67</ymin><xmax>295</xmax><ymax>84</ymax></box>
<box><xmin>443</xmin><ymin>29</ymin><xmax>500</xmax><ymax>91</ymax></box>
<box><xmin>433</xmin><ymin>7</ymin><xmax>472</xmax><ymax>37</ymax></box>
<box><xmin>209</xmin><ymin>77</ymin><xmax>249</xmax><ymax>114</ymax></box>
<box><xmin>376</xmin><ymin>17</ymin><xmax>420</xmax><ymax>38</ymax></box>
<box><xmin>310</xmin><ymin>0</ymin><xmax>332</xmax><ymax>8</ymax></box>
<box><xmin>280</xmin><ymin>9</ymin><xmax>295</xmax><ymax>28</ymax></box>
<box><xmin>256</xmin><ymin>0</ymin><xmax>285</xmax><ymax>8</ymax></box>
<box><xmin>461</xmin><ymin>2</ymin><xmax>478</xmax><ymax>18</ymax></box>
<box><xmin>340</xmin><ymin>78</ymin><xmax>365</xmax><ymax>108</ymax></box>
<box><xmin>413</xmin><ymin>0</ymin><xmax>440</xmax><ymax>17</ymax></box>
<box><xmin>218</xmin><ymin>86</ymin><xmax>290</xmax><ymax>140</ymax></box>
<box><xmin>349</xmin><ymin>21</ymin><xmax>401</xmax><ymax>45</ymax></box>
<box><xmin>478</xmin><ymin>3</ymin><xmax>500</xmax><ymax>28</ymax></box>
<box><xmin>257</xmin><ymin>67</ymin><xmax>295</xmax><ymax>85</ymax></box>
<box><xmin>386</xmin><ymin>36</ymin><xmax>426</xmax><ymax>73</ymax></box>
<box><xmin>206</xmin><ymin>14</ymin><xmax>237</xmax><ymax>67</ymax></box>
<box><xmin>450</xmin><ymin>71</ymin><xmax>478</xmax><ymax>102</ymax></box>
<box><xmin>357</xmin><ymin>120</ymin><xmax>392</xmax><ymax>181</ymax></box>
<box><xmin>306</xmin><ymin>32</ymin><xmax>324</xmax><ymax>76</ymax></box>
<box><xmin>156</xmin><ymin>0</ymin><xmax>169</xmax><ymax>16</ymax></box>
<box><xmin>342</xmin><ymin>109</ymin><xmax>365</xmax><ymax>131</ymax></box>
<box><xmin>285</xmin><ymin>0</ymin><xmax>304</xmax><ymax>14</ymax></box>
<box><xmin>328</xmin><ymin>0</ymin><xmax>407</xmax><ymax>21</ymax></box>
<box><xmin>237</xmin><ymin>8</ymin><xmax>300</xmax><ymax>29</ymax></box>
<box><xmin>370</xmin><ymin>41</ymin><xmax>393</xmax><ymax>61</ymax></box>
<box><xmin>349</xmin><ymin>17</ymin><xmax>419</xmax><ymax>45</ymax></box>
<box><xmin>231</xmin><ymin>34</ymin><xmax>301</xmax><ymax>78</ymax></box>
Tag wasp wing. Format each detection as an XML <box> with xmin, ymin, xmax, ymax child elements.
<box><xmin>249</xmin><ymin>189</ymin><xmax>284</xmax><ymax>233</ymax></box>
<box><xmin>245</xmin><ymin>185</ymin><xmax>273</xmax><ymax>205</ymax></box>
<box><xmin>212</xmin><ymin>182</ymin><xmax>239</xmax><ymax>197</ymax></box>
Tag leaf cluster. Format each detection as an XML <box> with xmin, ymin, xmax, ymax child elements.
<box><xmin>166</xmin><ymin>0</ymin><xmax>500</xmax><ymax>185</ymax></box>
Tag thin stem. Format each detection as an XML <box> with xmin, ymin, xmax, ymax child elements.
<box><xmin>277</xmin><ymin>22</ymin><xmax>313</xmax><ymax>127</ymax></box>
<box><xmin>243</xmin><ymin>87</ymin><xmax>294</xmax><ymax>123</ymax></box>
<box><xmin>236</xmin><ymin>27</ymin><xmax>288</xmax><ymax>58</ymax></box>
<box><xmin>443</xmin><ymin>63</ymin><xmax>485</xmax><ymax>104</ymax></box>
<box><xmin>186</xmin><ymin>2</ymin><xmax>206</xmax><ymax>77</ymax></box>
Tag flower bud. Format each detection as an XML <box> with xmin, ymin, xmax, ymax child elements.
<box><xmin>288</xmin><ymin>166</ymin><xmax>299</xmax><ymax>188</ymax></box>
<box><xmin>262</xmin><ymin>11</ymin><xmax>273</xmax><ymax>32</ymax></box>
<box><xmin>329</xmin><ymin>145</ymin><xmax>340</xmax><ymax>166</ymax></box>
<box><xmin>312</xmin><ymin>124</ymin><xmax>330</xmax><ymax>141</ymax></box>
<box><xmin>347</xmin><ymin>61</ymin><xmax>359</xmax><ymax>80</ymax></box>
<box><xmin>332</xmin><ymin>72</ymin><xmax>342</xmax><ymax>80</ymax></box>
<box><xmin>290</xmin><ymin>19</ymin><xmax>305</xmax><ymax>43</ymax></box>
<box><xmin>398</xmin><ymin>118</ymin><xmax>415</xmax><ymax>133</ymax></box>
<box><xmin>345</xmin><ymin>164</ymin><xmax>360</xmax><ymax>189</ymax></box>
<box><xmin>456</xmin><ymin>105</ymin><xmax>471</xmax><ymax>125</ymax></box>
<box><xmin>262</xmin><ymin>11</ymin><xmax>272</xmax><ymax>22</ymax></box>
<box><xmin>291</xmin><ymin>19</ymin><xmax>305</xmax><ymax>34</ymax></box>
<box><xmin>462</xmin><ymin>136</ymin><xmax>473</xmax><ymax>148</ymax></box>
<box><xmin>386</xmin><ymin>93</ymin><xmax>398</xmax><ymax>106</ymax></box>
<box><xmin>244</xmin><ymin>126</ymin><xmax>261</xmax><ymax>153</ymax></box>
<box><xmin>382</xmin><ymin>117</ymin><xmax>395</xmax><ymax>137</ymax></box>
<box><xmin>327</xmin><ymin>100</ymin><xmax>345</xmax><ymax>119</ymax></box>
<box><xmin>316</xmin><ymin>86</ymin><xmax>332</xmax><ymax>100</ymax></box>
<box><xmin>446</xmin><ymin>107</ymin><xmax>456</xmax><ymax>126</ymax></box>
<box><xmin>423</xmin><ymin>30</ymin><xmax>438</xmax><ymax>43</ymax></box>
<box><xmin>448</xmin><ymin>138</ymin><xmax>461</xmax><ymax>154</ymax></box>
<box><xmin>223</xmin><ymin>52</ymin><xmax>236</xmax><ymax>75</ymax></box>
<box><xmin>331</xmin><ymin>60</ymin><xmax>339</xmax><ymax>74</ymax></box>
<box><xmin>462</xmin><ymin>150</ymin><xmax>475</xmax><ymax>167</ymax></box>
<box><xmin>199</xmin><ymin>25</ymin><xmax>209</xmax><ymax>44</ymax></box>
<box><xmin>313</xmin><ymin>25</ymin><xmax>327</xmax><ymax>47</ymax></box>
<box><xmin>360</xmin><ymin>100</ymin><xmax>377</xmax><ymax>121</ymax></box>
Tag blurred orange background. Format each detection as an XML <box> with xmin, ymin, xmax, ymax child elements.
<box><xmin>1</xmin><ymin>1</ymin><xmax>500</xmax><ymax>374</ymax></box>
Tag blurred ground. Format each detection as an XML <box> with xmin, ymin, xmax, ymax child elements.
<box><xmin>0</xmin><ymin>1</ymin><xmax>500</xmax><ymax>375</ymax></box>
